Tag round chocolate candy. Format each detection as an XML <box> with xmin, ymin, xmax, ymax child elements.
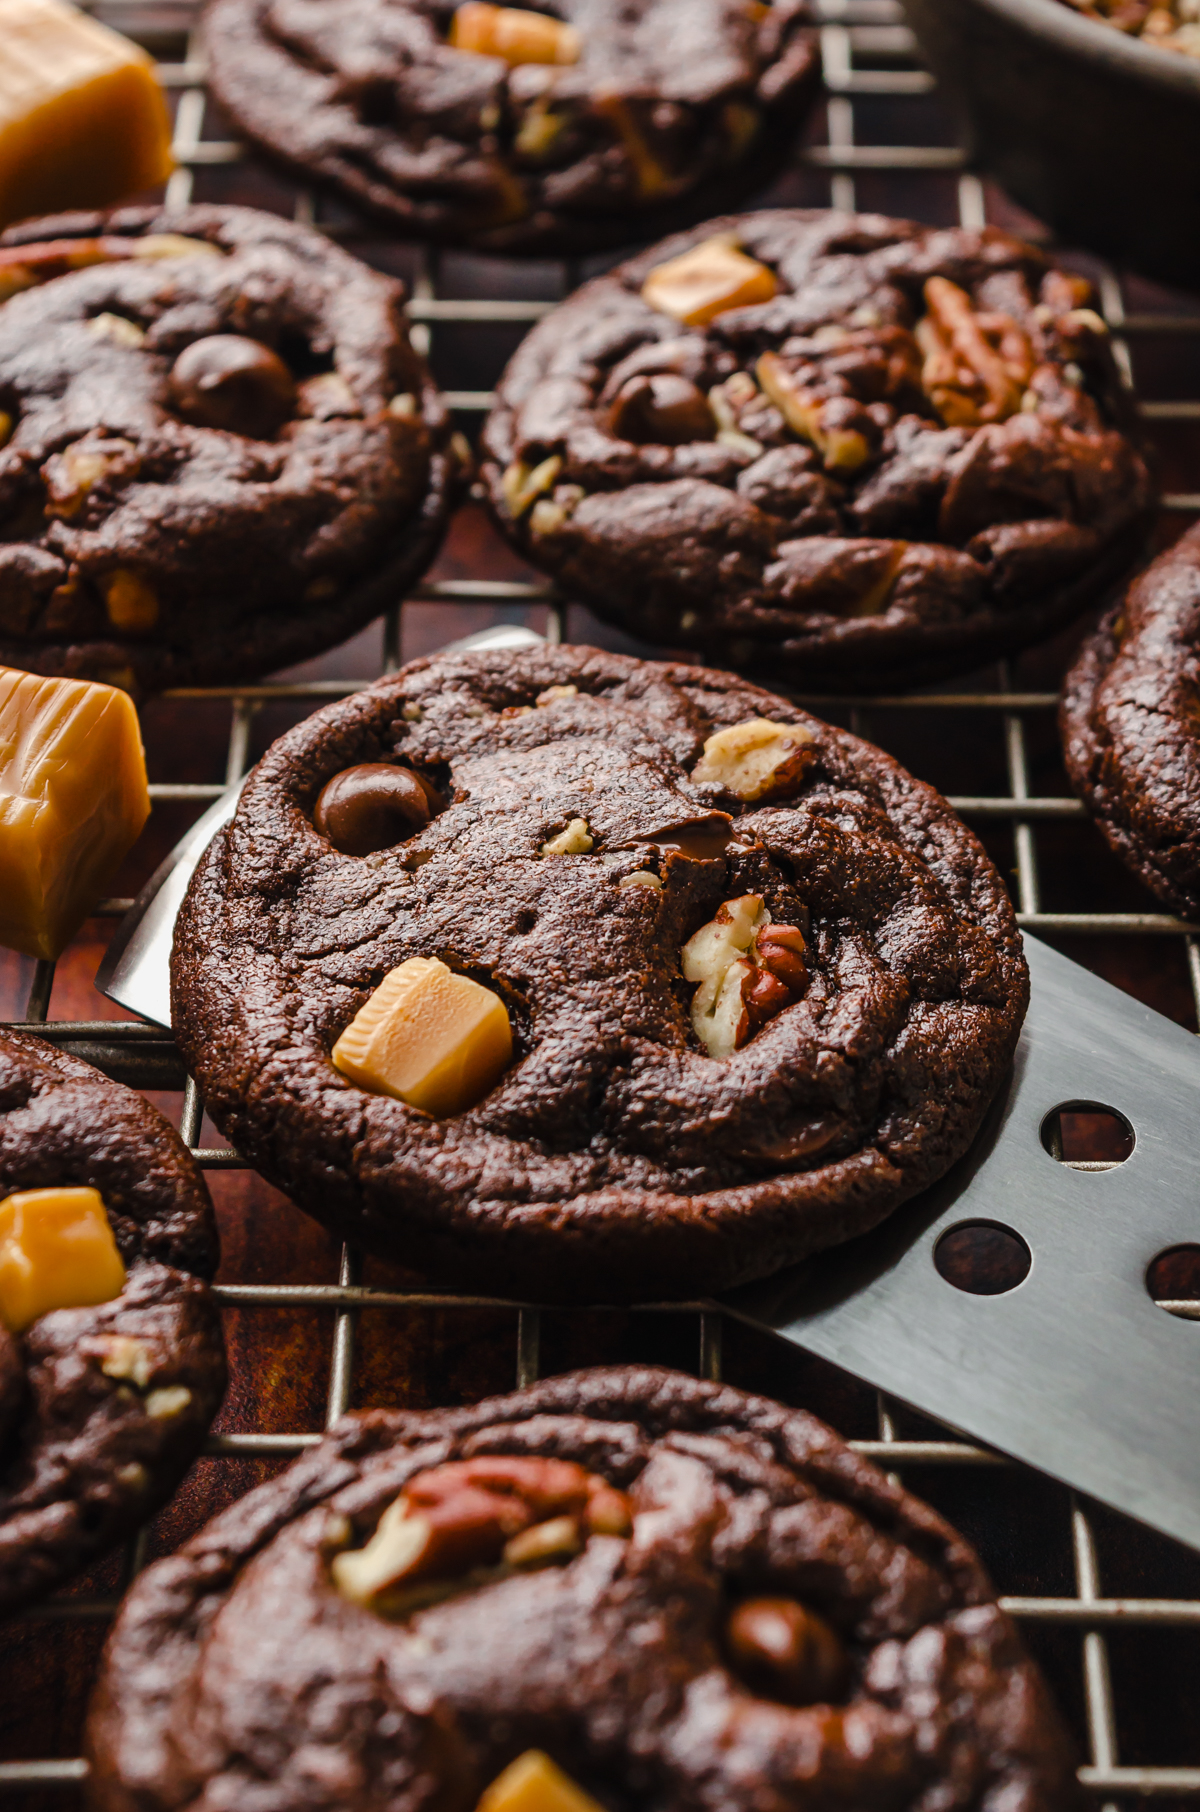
<box><xmin>314</xmin><ymin>763</ymin><xmax>433</xmax><ymax>857</ymax></box>
<box><xmin>168</xmin><ymin>335</ymin><xmax>297</xmax><ymax>439</ymax></box>
<box><xmin>606</xmin><ymin>373</ymin><xmax>714</xmax><ymax>446</ymax></box>
<box><xmin>725</xmin><ymin>1596</ymin><xmax>847</xmax><ymax>1706</ymax></box>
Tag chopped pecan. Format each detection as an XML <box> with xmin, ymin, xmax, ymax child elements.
<box><xmin>756</xmin><ymin>352</ymin><xmax>874</xmax><ymax>471</ymax></box>
<box><xmin>917</xmin><ymin>277</ymin><xmax>1035</xmax><ymax>427</ymax></box>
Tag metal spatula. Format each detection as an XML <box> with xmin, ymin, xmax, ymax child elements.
<box><xmin>727</xmin><ymin>932</ymin><xmax>1200</xmax><ymax>1552</ymax></box>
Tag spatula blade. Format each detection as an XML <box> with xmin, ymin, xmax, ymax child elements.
<box><xmin>727</xmin><ymin>933</ymin><xmax>1200</xmax><ymax>1551</ymax></box>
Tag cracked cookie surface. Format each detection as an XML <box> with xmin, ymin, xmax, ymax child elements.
<box><xmin>0</xmin><ymin>203</ymin><xmax>459</xmax><ymax>694</ymax></box>
<box><xmin>1062</xmin><ymin>522</ymin><xmax>1200</xmax><ymax>919</ymax></box>
<box><xmin>201</xmin><ymin>0</ymin><xmax>819</xmax><ymax>255</ymax></box>
<box><xmin>170</xmin><ymin>644</ymin><xmax>1027</xmax><ymax>1301</ymax></box>
<box><xmin>0</xmin><ymin>1032</ymin><xmax>225</xmax><ymax>1616</ymax></box>
<box><xmin>85</xmin><ymin>1366</ymin><xmax>1081</xmax><ymax>1812</ymax></box>
<box><xmin>482</xmin><ymin>208</ymin><xmax>1153</xmax><ymax>689</ymax></box>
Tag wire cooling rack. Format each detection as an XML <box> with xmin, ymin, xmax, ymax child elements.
<box><xmin>2</xmin><ymin>1</ymin><xmax>1200</xmax><ymax>1803</ymax></box>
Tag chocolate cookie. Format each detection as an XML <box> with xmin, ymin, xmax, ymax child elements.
<box><xmin>169</xmin><ymin>643</ymin><xmax>1027</xmax><ymax>1302</ymax></box>
<box><xmin>86</xmin><ymin>1365</ymin><xmax>1082</xmax><ymax>1811</ymax></box>
<box><xmin>1061</xmin><ymin>523</ymin><xmax>1200</xmax><ymax>918</ymax></box>
<box><xmin>0</xmin><ymin>203</ymin><xmax>461</xmax><ymax>694</ymax></box>
<box><xmin>201</xmin><ymin>0</ymin><xmax>820</xmax><ymax>255</ymax></box>
<box><xmin>0</xmin><ymin>1032</ymin><xmax>225</xmax><ymax>1616</ymax></box>
<box><xmin>481</xmin><ymin>209</ymin><xmax>1153</xmax><ymax>689</ymax></box>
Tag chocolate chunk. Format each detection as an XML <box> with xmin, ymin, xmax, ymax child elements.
<box><xmin>168</xmin><ymin>334</ymin><xmax>297</xmax><ymax>439</ymax></box>
<box><xmin>315</xmin><ymin>763</ymin><xmax>433</xmax><ymax>855</ymax></box>
<box><xmin>606</xmin><ymin>373</ymin><xmax>713</xmax><ymax>446</ymax></box>
<box><xmin>725</xmin><ymin>1596</ymin><xmax>847</xmax><ymax>1705</ymax></box>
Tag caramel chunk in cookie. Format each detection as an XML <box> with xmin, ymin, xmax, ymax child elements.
<box><xmin>477</xmin><ymin>1752</ymin><xmax>606</xmax><ymax>1812</ymax></box>
<box><xmin>450</xmin><ymin>2</ymin><xmax>580</xmax><ymax>65</ymax></box>
<box><xmin>331</xmin><ymin>956</ymin><xmax>513</xmax><ymax>1116</ymax></box>
<box><xmin>0</xmin><ymin>1186</ymin><xmax>125</xmax><ymax>1332</ymax></box>
<box><xmin>641</xmin><ymin>236</ymin><xmax>777</xmax><ymax>327</ymax></box>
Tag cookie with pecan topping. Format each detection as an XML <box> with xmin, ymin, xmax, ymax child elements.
<box><xmin>0</xmin><ymin>203</ymin><xmax>461</xmax><ymax>694</ymax></box>
<box><xmin>482</xmin><ymin>209</ymin><xmax>1153</xmax><ymax>689</ymax></box>
<box><xmin>85</xmin><ymin>1366</ymin><xmax>1082</xmax><ymax>1812</ymax></box>
<box><xmin>1061</xmin><ymin>522</ymin><xmax>1200</xmax><ymax>919</ymax></box>
<box><xmin>169</xmin><ymin>643</ymin><xmax>1027</xmax><ymax>1301</ymax></box>
<box><xmin>201</xmin><ymin>0</ymin><xmax>820</xmax><ymax>254</ymax></box>
<box><xmin>0</xmin><ymin>1031</ymin><xmax>225</xmax><ymax>1617</ymax></box>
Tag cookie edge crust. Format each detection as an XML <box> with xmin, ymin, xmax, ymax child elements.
<box><xmin>1061</xmin><ymin>524</ymin><xmax>1200</xmax><ymax>919</ymax></box>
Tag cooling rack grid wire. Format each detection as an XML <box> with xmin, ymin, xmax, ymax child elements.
<box><xmin>1</xmin><ymin>1</ymin><xmax>1199</xmax><ymax>1801</ymax></box>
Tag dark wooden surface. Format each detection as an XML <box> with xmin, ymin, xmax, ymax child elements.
<box><xmin>2</xmin><ymin>23</ymin><xmax>1200</xmax><ymax>1805</ymax></box>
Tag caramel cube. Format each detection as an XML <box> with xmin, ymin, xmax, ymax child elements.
<box><xmin>476</xmin><ymin>1752</ymin><xmax>605</xmax><ymax>1812</ymax></box>
<box><xmin>450</xmin><ymin>2</ymin><xmax>581</xmax><ymax>65</ymax></box>
<box><xmin>0</xmin><ymin>1186</ymin><xmax>126</xmax><ymax>1333</ymax></box>
<box><xmin>641</xmin><ymin>236</ymin><xmax>778</xmax><ymax>327</ymax></box>
<box><xmin>332</xmin><ymin>956</ymin><xmax>513</xmax><ymax>1117</ymax></box>
<box><xmin>0</xmin><ymin>665</ymin><xmax>150</xmax><ymax>960</ymax></box>
<box><xmin>0</xmin><ymin>0</ymin><xmax>173</xmax><ymax>230</ymax></box>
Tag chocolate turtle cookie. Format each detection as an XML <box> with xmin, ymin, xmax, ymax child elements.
<box><xmin>201</xmin><ymin>0</ymin><xmax>819</xmax><ymax>256</ymax></box>
<box><xmin>1061</xmin><ymin>523</ymin><xmax>1200</xmax><ymax>919</ymax></box>
<box><xmin>481</xmin><ymin>209</ymin><xmax>1153</xmax><ymax>689</ymax></box>
<box><xmin>0</xmin><ymin>1031</ymin><xmax>225</xmax><ymax>1616</ymax></box>
<box><xmin>170</xmin><ymin>642</ymin><xmax>1027</xmax><ymax>1302</ymax></box>
<box><xmin>86</xmin><ymin>1365</ymin><xmax>1082</xmax><ymax>1811</ymax></box>
<box><xmin>0</xmin><ymin>203</ymin><xmax>461</xmax><ymax>694</ymax></box>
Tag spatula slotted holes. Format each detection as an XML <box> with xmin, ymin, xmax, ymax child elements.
<box><xmin>934</xmin><ymin>1221</ymin><xmax>1032</xmax><ymax>1296</ymax></box>
<box><xmin>1146</xmin><ymin>1244</ymin><xmax>1200</xmax><ymax>1322</ymax></box>
<box><xmin>1039</xmin><ymin>1103</ymin><xmax>1135</xmax><ymax>1171</ymax></box>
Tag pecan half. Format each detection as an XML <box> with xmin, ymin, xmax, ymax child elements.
<box><xmin>682</xmin><ymin>896</ymin><xmax>809</xmax><ymax>1058</ymax></box>
<box><xmin>331</xmin><ymin>1455</ymin><xmax>631</xmax><ymax>1612</ymax></box>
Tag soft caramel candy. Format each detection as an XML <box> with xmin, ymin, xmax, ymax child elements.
<box><xmin>690</xmin><ymin>718</ymin><xmax>814</xmax><ymax>801</ymax></box>
<box><xmin>0</xmin><ymin>1187</ymin><xmax>126</xmax><ymax>1333</ymax></box>
<box><xmin>0</xmin><ymin>666</ymin><xmax>150</xmax><ymax>960</ymax></box>
<box><xmin>450</xmin><ymin>2</ymin><xmax>581</xmax><ymax>65</ymax></box>
<box><xmin>641</xmin><ymin>236</ymin><xmax>778</xmax><ymax>327</ymax></box>
<box><xmin>476</xmin><ymin>1752</ymin><xmax>606</xmax><ymax>1812</ymax></box>
<box><xmin>332</xmin><ymin>956</ymin><xmax>513</xmax><ymax>1117</ymax></box>
<box><xmin>0</xmin><ymin>0</ymin><xmax>173</xmax><ymax>229</ymax></box>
